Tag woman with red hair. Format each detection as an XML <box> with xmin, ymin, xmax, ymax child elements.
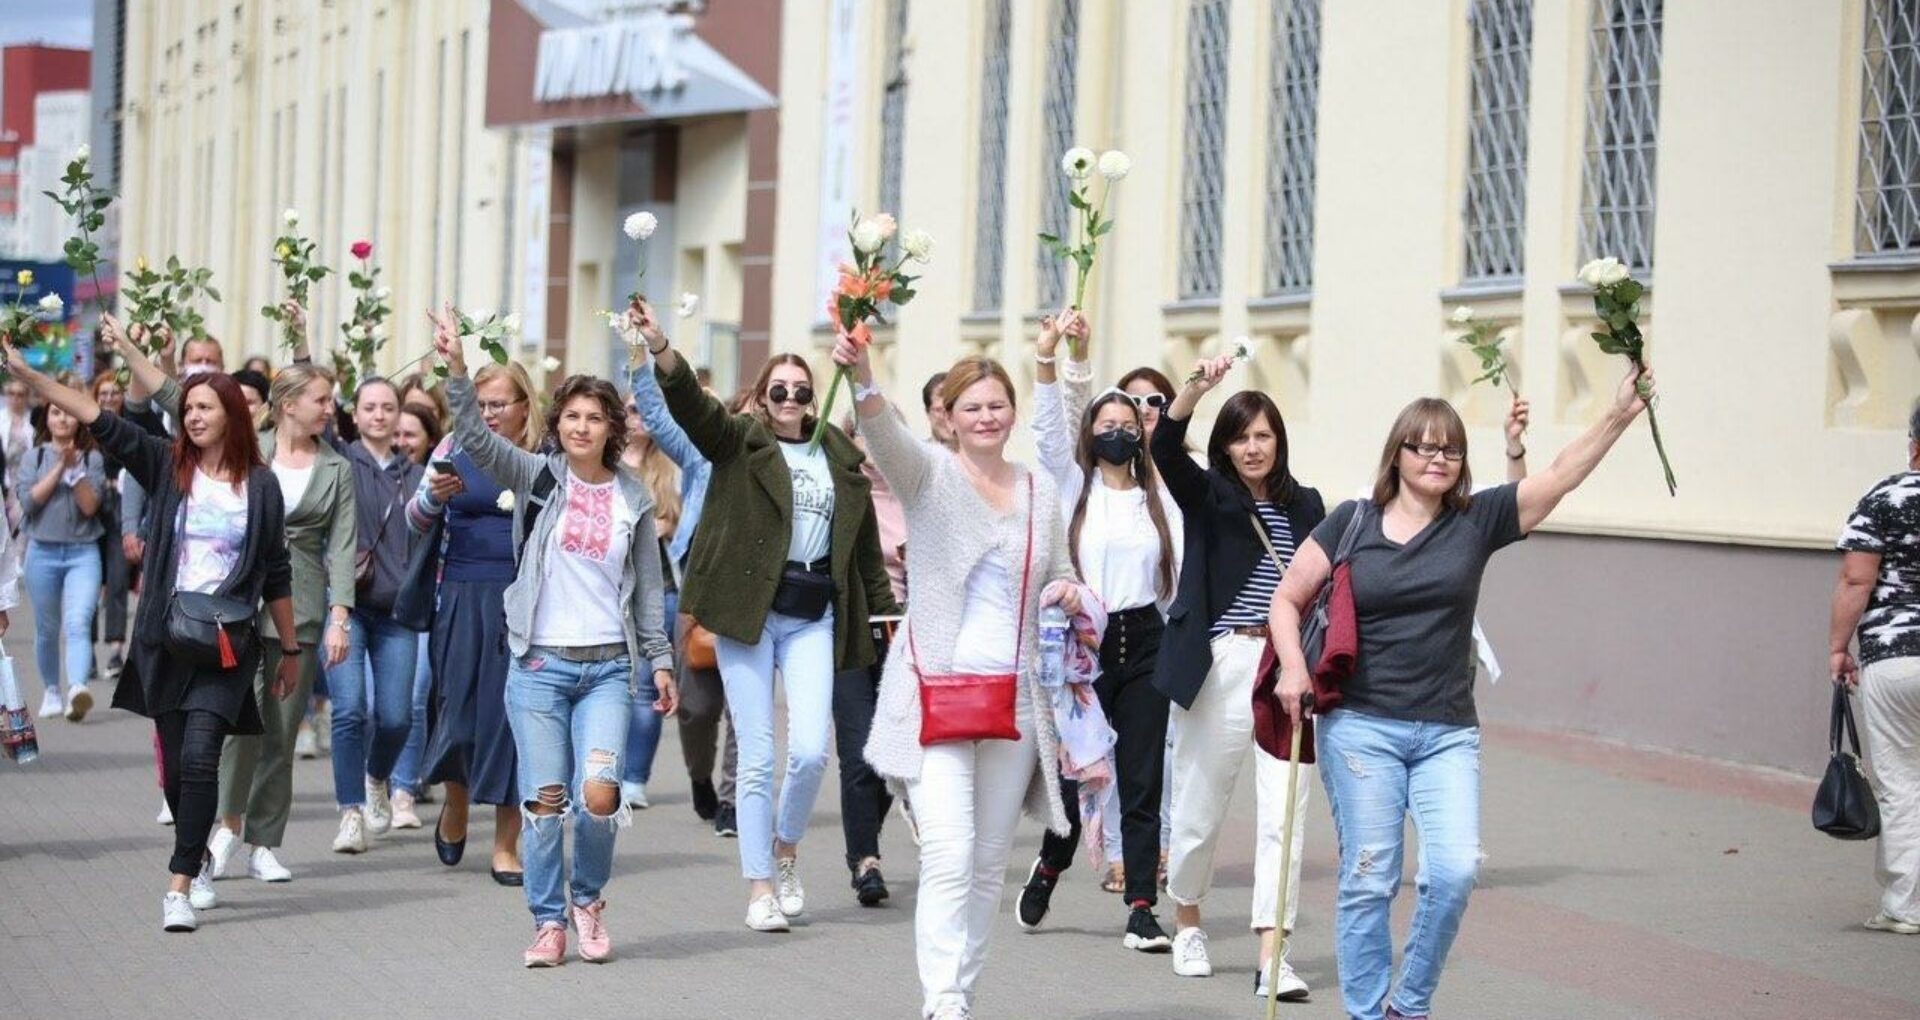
<box><xmin>3</xmin><ymin>317</ymin><xmax>299</xmax><ymax>934</ymax></box>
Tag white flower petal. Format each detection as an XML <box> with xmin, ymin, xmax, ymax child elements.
<box><xmin>541</xmin><ymin>356</ymin><xmax>561</xmax><ymax>372</ymax></box>
<box><xmin>283</xmin><ymin>208</ymin><xmax>300</xmax><ymax>227</ymax></box>
<box><xmin>901</xmin><ymin>229</ymin><xmax>935</xmax><ymax>263</ymax></box>
<box><xmin>1096</xmin><ymin>150</ymin><xmax>1131</xmax><ymax>181</ymax></box>
<box><xmin>1450</xmin><ymin>305</ymin><xmax>1475</xmax><ymax>324</ymax></box>
<box><xmin>677</xmin><ymin>293</ymin><xmax>700</xmax><ymax>318</ymax></box>
<box><xmin>851</xmin><ymin>220</ymin><xmax>886</xmax><ymax>254</ymax></box>
<box><xmin>36</xmin><ymin>293</ymin><xmax>63</xmax><ymax>314</ymax></box>
<box><xmin>623</xmin><ymin>211</ymin><xmax>658</xmax><ymax>241</ymax></box>
<box><xmin>1061</xmin><ymin>146</ymin><xmax>1096</xmax><ymax>180</ymax></box>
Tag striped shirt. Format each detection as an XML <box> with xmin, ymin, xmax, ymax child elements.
<box><xmin>1211</xmin><ymin>501</ymin><xmax>1294</xmax><ymax>636</ymax></box>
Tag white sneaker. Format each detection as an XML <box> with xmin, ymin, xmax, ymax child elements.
<box><xmin>621</xmin><ymin>780</ymin><xmax>650</xmax><ymax>809</ymax></box>
<box><xmin>929</xmin><ymin>1006</ymin><xmax>973</xmax><ymax>1020</ymax></box>
<box><xmin>162</xmin><ymin>891</ymin><xmax>197</xmax><ymax>932</ymax></box>
<box><xmin>332</xmin><ymin>809</ymin><xmax>368</xmax><ymax>854</ymax></box>
<box><xmin>37</xmin><ymin>688</ymin><xmax>63</xmax><ymax>719</ymax></box>
<box><xmin>156</xmin><ymin>797</ymin><xmax>174</xmax><ymax>826</ymax></box>
<box><xmin>64</xmin><ymin>685</ymin><xmax>93</xmax><ymax>722</ymax></box>
<box><xmin>390</xmin><ymin>791</ymin><xmax>423</xmax><ymax>830</ymax></box>
<box><xmin>293</xmin><ymin>725</ymin><xmax>318</xmax><ymax>760</ymax></box>
<box><xmin>1172</xmin><ymin>926</ymin><xmax>1213</xmax><ymax>977</ymax></box>
<box><xmin>1254</xmin><ymin>957</ymin><xmax>1310</xmax><ymax>1001</ymax></box>
<box><xmin>189</xmin><ymin>866</ymin><xmax>219</xmax><ymax>910</ymax></box>
<box><xmin>1866</xmin><ymin>912</ymin><xmax>1920</xmax><ymax>934</ymax></box>
<box><xmin>206</xmin><ymin>826</ymin><xmax>241</xmax><ymax>879</ymax></box>
<box><xmin>776</xmin><ymin>857</ymin><xmax>806</xmax><ymax>917</ymax></box>
<box><xmin>364</xmin><ymin>778</ymin><xmax>393</xmax><ymax>836</ymax></box>
<box><xmin>248</xmin><ymin>845</ymin><xmax>293</xmax><ymax>882</ymax></box>
<box><xmin>745</xmin><ymin>893</ymin><xmax>790</xmax><ymax>932</ymax></box>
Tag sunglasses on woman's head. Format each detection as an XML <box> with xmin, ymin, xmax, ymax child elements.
<box><xmin>1098</xmin><ymin>386</ymin><xmax>1170</xmax><ymax>411</ymax></box>
<box><xmin>767</xmin><ymin>383</ymin><xmax>814</xmax><ymax>406</ymax></box>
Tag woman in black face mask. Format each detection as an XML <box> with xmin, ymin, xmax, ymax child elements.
<box><xmin>1017</xmin><ymin>324</ymin><xmax>1185</xmax><ymax>952</ymax></box>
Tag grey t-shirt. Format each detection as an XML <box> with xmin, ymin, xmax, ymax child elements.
<box><xmin>1311</xmin><ymin>483</ymin><xmax>1526</xmax><ymax>727</ymax></box>
<box><xmin>20</xmin><ymin>444</ymin><xmax>107</xmax><ymax>544</ymax></box>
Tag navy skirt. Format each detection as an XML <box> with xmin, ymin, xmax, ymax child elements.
<box><xmin>423</xmin><ymin>578</ymin><xmax>517</xmax><ymax>806</ymax></box>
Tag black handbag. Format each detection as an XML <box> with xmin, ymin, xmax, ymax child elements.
<box><xmin>1813</xmin><ymin>683</ymin><xmax>1881</xmax><ymax>840</ymax></box>
<box><xmin>392</xmin><ymin>513</ymin><xmax>444</xmax><ymax>633</ymax></box>
<box><xmin>165</xmin><ymin>591</ymin><xmax>257</xmax><ymax>671</ymax></box>
<box><xmin>769</xmin><ymin>561</ymin><xmax>835</xmax><ymax>622</ymax></box>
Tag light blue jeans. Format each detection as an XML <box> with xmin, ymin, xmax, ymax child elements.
<box><xmin>505</xmin><ymin>649</ymin><xmax>634</xmax><ymax>926</ymax></box>
<box><xmin>390</xmin><ymin>633</ymin><xmax>433</xmax><ymax>796</ymax></box>
<box><xmin>714</xmin><ymin>608</ymin><xmax>835</xmax><ymax>881</ymax></box>
<box><xmin>24</xmin><ymin>540</ymin><xmax>101</xmax><ymax>695</ymax></box>
<box><xmin>622</xmin><ymin>590</ymin><xmax>675</xmax><ymax>787</ymax></box>
<box><xmin>1318</xmin><ymin>709</ymin><xmax>1482</xmax><ymax>1020</ymax></box>
<box><xmin>326</xmin><ymin>608</ymin><xmax>419</xmax><ymax>806</ymax></box>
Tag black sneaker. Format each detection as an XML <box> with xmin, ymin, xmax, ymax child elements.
<box><xmin>690</xmin><ymin>778</ymin><xmax>720</xmax><ymax>821</ymax></box>
<box><xmin>1122</xmin><ymin>905</ymin><xmax>1172</xmax><ymax>953</ymax></box>
<box><xmin>1014</xmin><ymin>859</ymin><xmax>1059</xmax><ymax>930</ymax></box>
<box><xmin>853</xmin><ymin>864</ymin><xmax>890</xmax><ymax>907</ymax></box>
<box><xmin>713</xmin><ymin>803</ymin><xmax>738</xmax><ymax>838</ymax></box>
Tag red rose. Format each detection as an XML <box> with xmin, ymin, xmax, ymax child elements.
<box><xmin>351</xmin><ymin>241</ymin><xmax>373</xmax><ymax>260</ymax></box>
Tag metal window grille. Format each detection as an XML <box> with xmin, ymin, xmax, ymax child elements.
<box><xmin>877</xmin><ymin>0</ymin><xmax>911</xmax><ymax>238</ymax></box>
<box><xmin>1034</xmin><ymin>0</ymin><xmax>1080</xmax><ymax>310</ymax></box>
<box><xmin>1179</xmin><ymin>0</ymin><xmax>1231</xmax><ymax>300</ymax></box>
<box><xmin>1262</xmin><ymin>0</ymin><xmax>1322</xmax><ymax>296</ymax></box>
<box><xmin>1858</xmin><ymin>0</ymin><xmax>1920</xmax><ymax>254</ymax></box>
<box><xmin>1461</xmin><ymin>0</ymin><xmax>1533</xmax><ymax>283</ymax></box>
<box><xmin>971</xmin><ymin>0</ymin><xmax>1012</xmax><ymax>312</ymax></box>
<box><xmin>1577</xmin><ymin>0</ymin><xmax>1662</xmax><ymax>272</ymax></box>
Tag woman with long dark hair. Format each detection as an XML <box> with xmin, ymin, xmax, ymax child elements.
<box><xmin>1151</xmin><ymin>355</ymin><xmax>1324</xmax><ymax>997</ymax></box>
<box><xmin>4</xmin><ymin>319</ymin><xmax>299</xmax><ymax>932</ymax></box>
<box><xmin>91</xmin><ymin>371</ymin><xmax>133</xmax><ymax>685</ymax></box>
<box><xmin>387</xmin><ymin>401</ymin><xmax>443</xmax><ymax>828</ymax></box>
<box><xmin>20</xmin><ymin>376</ymin><xmax>107</xmax><ymax>721</ymax></box>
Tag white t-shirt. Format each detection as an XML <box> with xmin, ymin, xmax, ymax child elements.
<box><xmin>530</xmin><ymin>472</ymin><xmax>632</xmax><ymax>646</ymax></box>
<box><xmin>1077</xmin><ymin>483</ymin><xmax>1163</xmax><ymax>613</ymax></box>
<box><xmin>778</xmin><ymin>438</ymin><xmax>834</xmax><ymax>564</ymax></box>
<box><xmin>950</xmin><ymin>546</ymin><xmax>1019</xmax><ymax>676</ymax></box>
<box><xmin>272</xmin><ymin>461</ymin><xmax>314</xmax><ymax>515</ymax></box>
<box><xmin>176</xmin><ymin>469</ymin><xmax>250</xmax><ymax>594</ymax></box>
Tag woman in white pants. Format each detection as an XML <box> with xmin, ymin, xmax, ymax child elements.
<box><xmin>843</xmin><ymin>335</ymin><xmax>1084</xmax><ymax>1020</ymax></box>
<box><xmin>1148</xmin><ymin>356</ymin><xmax>1326</xmax><ymax>998</ymax></box>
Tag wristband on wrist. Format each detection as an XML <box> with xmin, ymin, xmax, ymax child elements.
<box><xmin>853</xmin><ymin>379</ymin><xmax>882</xmax><ymax>402</ymax></box>
<box><xmin>1033</xmin><ymin>351</ymin><xmax>1057</xmax><ymax>365</ymax></box>
<box><xmin>281</xmin><ymin>644</ymin><xmax>301</xmax><ymax>656</ymax></box>
<box><xmin>1506</xmin><ymin>446</ymin><xmax>1527</xmax><ymax>461</ymax></box>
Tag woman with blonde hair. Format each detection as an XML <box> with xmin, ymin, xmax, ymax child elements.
<box><xmin>410</xmin><ymin>359</ymin><xmax>544</xmax><ymax>884</ymax></box>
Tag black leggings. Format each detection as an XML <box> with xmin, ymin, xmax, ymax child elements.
<box><xmin>156</xmin><ymin>709</ymin><xmax>227</xmax><ymax>877</ymax></box>
<box><xmin>833</xmin><ymin>627</ymin><xmax>894</xmax><ymax>870</ymax></box>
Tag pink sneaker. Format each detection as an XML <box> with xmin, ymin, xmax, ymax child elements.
<box><xmin>523</xmin><ymin>922</ymin><xmax>567</xmax><ymax>967</ymax></box>
<box><xmin>570</xmin><ymin>899</ymin><xmax>612</xmax><ymax>962</ymax></box>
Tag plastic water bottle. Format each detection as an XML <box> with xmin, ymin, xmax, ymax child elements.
<box><xmin>1038</xmin><ymin>604</ymin><xmax>1069</xmax><ymax>689</ymax></box>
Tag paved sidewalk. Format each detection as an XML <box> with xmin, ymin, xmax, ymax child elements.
<box><xmin>1</xmin><ymin>662</ymin><xmax>1915</xmax><ymax>1019</ymax></box>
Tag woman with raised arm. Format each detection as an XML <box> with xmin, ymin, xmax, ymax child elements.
<box><xmin>1267</xmin><ymin>369</ymin><xmax>1653</xmax><ymax>1020</ymax></box>
<box><xmin>19</xmin><ymin>374</ymin><xmax>107</xmax><ymax>722</ymax></box>
<box><xmin>1149</xmin><ymin>354</ymin><xmax>1325</xmax><ymax>998</ymax></box>
<box><xmin>430</xmin><ymin>307</ymin><xmax>678</xmax><ymax>967</ymax></box>
<box><xmin>6</xmin><ymin>318</ymin><xmax>299</xmax><ymax>932</ymax></box>
<box><xmin>640</xmin><ymin>299</ymin><xmax>899</xmax><ymax>933</ymax></box>
<box><xmin>91</xmin><ymin>372</ymin><xmax>133</xmax><ymax>688</ymax></box>
<box><xmin>613</xmin><ymin>389</ymin><xmax>680</xmax><ymax>811</ymax></box>
<box><xmin>834</xmin><ymin>331</ymin><xmax>1087</xmax><ymax>1020</ymax></box>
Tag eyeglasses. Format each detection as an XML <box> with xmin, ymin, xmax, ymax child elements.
<box><xmin>767</xmin><ymin>383</ymin><xmax>814</xmax><ymax>406</ymax></box>
<box><xmin>477</xmin><ymin>398</ymin><xmax>527</xmax><ymax>416</ymax></box>
<box><xmin>1401</xmin><ymin>441</ymin><xmax>1465</xmax><ymax>462</ymax></box>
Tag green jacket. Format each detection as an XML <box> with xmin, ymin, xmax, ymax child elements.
<box><xmin>255</xmin><ymin>427</ymin><xmax>357</xmax><ymax>642</ymax></box>
<box><xmin>658</xmin><ymin>354</ymin><xmax>901</xmax><ymax>671</ymax></box>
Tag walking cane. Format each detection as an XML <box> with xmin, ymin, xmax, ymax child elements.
<box><xmin>1264</xmin><ymin>691</ymin><xmax>1314</xmax><ymax>1020</ymax></box>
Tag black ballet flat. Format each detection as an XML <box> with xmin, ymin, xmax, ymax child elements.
<box><xmin>434</xmin><ymin>814</ymin><xmax>466</xmax><ymax>867</ymax></box>
<box><xmin>491</xmin><ymin>868</ymin><xmax>524</xmax><ymax>887</ymax></box>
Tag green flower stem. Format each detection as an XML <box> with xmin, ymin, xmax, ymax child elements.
<box><xmin>809</xmin><ymin>366</ymin><xmax>848</xmax><ymax>451</ymax></box>
<box><xmin>1633</xmin><ymin>357</ymin><xmax>1676</xmax><ymax>496</ymax></box>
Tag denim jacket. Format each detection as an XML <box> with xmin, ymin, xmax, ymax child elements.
<box><xmin>628</xmin><ymin>354</ymin><xmax>710</xmax><ymax>566</ymax></box>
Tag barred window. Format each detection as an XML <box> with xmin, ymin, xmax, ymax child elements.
<box><xmin>1034</xmin><ymin>0</ymin><xmax>1080</xmax><ymax>311</ymax></box>
<box><xmin>1577</xmin><ymin>0</ymin><xmax>1662</xmax><ymax>273</ymax></box>
<box><xmin>1179</xmin><ymin>0</ymin><xmax>1231</xmax><ymax>300</ymax></box>
<box><xmin>972</xmin><ymin>0</ymin><xmax>1012</xmax><ymax>312</ymax></box>
<box><xmin>1262</xmin><ymin>0</ymin><xmax>1322</xmax><ymax>297</ymax></box>
<box><xmin>1857</xmin><ymin>0</ymin><xmax>1920</xmax><ymax>255</ymax></box>
<box><xmin>877</xmin><ymin>0</ymin><xmax>911</xmax><ymax>238</ymax></box>
<box><xmin>1461</xmin><ymin>0</ymin><xmax>1533</xmax><ymax>283</ymax></box>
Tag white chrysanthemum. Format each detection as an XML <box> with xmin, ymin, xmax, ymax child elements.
<box><xmin>496</xmin><ymin>490</ymin><xmax>516</xmax><ymax>512</ymax></box>
<box><xmin>283</xmin><ymin>208</ymin><xmax>300</xmax><ymax>227</ymax></box>
<box><xmin>1230</xmin><ymin>335</ymin><xmax>1254</xmax><ymax>361</ymax></box>
<box><xmin>623</xmin><ymin>212</ymin><xmax>658</xmax><ymax>241</ymax></box>
<box><xmin>347</xmin><ymin>325</ymin><xmax>368</xmax><ymax>342</ymax></box>
<box><xmin>541</xmin><ymin>355</ymin><xmax>561</xmax><ymax>372</ymax></box>
<box><xmin>851</xmin><ymin>218</ymin><xmax>886</xmax><ymax>255</ymax></box>
<box><xmin>37</xmin><ymin>293</ymin><xmax>63</xmax><ymax>314</ymax></box>
<box><xmin>1450</xmin><ymin>305</ymin><xmax>1475</xmax><ymax>325</ymax></box>
<box><xmin>901</xmin><ymin>229</ymin><xmax>934</xmax><ymax>263</ymax></box>
<box><xmin>1061</xmin><ymin>146</ymin><xmax>1096</xmax><ymax>180</ymax></box>
<box><xmin>1096</xmin><ymin>150</ymin><xmax>1131</xmax><ymax>181</ymax></box>
<box><xmin>73</xmin><ymin>144</ymin><xmax>89</xmax><ymax>164</ymax></box>
<box><xmin>677</xmin><ymin>293</ymin><xmax>700</xmax><ymax>318</ymax></box>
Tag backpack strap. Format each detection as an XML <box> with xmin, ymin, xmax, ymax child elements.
<box><xmin>513</xmin><ymin>464</ymin><xmax>561</xmax><ymax>567</ymax></box>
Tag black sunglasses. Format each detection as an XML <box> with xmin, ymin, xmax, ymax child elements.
<box><xmin>767</xmin><ymin>383</ymin><xmax>814</xmax><ymax>406</ymax></box>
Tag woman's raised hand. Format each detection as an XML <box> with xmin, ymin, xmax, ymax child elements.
<box><xmin>629</xmin><ymin>298</ymin><xmax>665</xmax><ymax>351</ymax></box>
<box><xmin>1505</xmin><ymin>396</ymin><xmax>1531</xmax><ymax>453</ymax></box>
<box><xmin>1612</xmin><ymin>362</ymin><xmax>1654</xmax><ymax>419</ymax></box>
<box><xmin>830</xmin><ymin>328</ymin><xmax>870</xmax><ymax>376</ymax></box>
<box><xmin>1186</xmin><ymin>354</ymin><xmax>1235</xmax><ymax>395</ymax></box>
<box><xmin>428</xmin><ymin>303</ymin><xmax>466</xmax><ymax>377</ymax></box>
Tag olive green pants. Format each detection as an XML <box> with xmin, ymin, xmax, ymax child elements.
<box><xmin>217</xmin><ymin>643</ymin><xmax>319</xmax><ymax>848</ymax></box>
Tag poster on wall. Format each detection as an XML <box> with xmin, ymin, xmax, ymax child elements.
<box><xmin>520</xmin><ymin>127</ymin><xmax>552</xmax><ymax>352</ymax></box>
<box><xmin>812</xmin><ymin>0</ymin><xmax>864</xmax><ymax>326</ymax></box>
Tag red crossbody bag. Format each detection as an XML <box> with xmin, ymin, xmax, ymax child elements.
<box><xmin>912</xmin><ymin>475</ymin><xmax>1034</xmax><ymax>746</ymax></box>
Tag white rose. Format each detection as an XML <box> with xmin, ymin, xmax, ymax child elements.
<box><xmin>1061</xmin><ymin>146</ymin><xmax>1096</xmax><ymax>180</ymax></box>
<box><xmin>374</xmin><ymin>286</ymin><xmax>392</xmax><ymax>301</ymax></box>
<box><xmin>1578</xmin><ymin>257</ymin><xmax>1629</xmax><ymax>288</ymax></box>
<box><xmin>851</xmin><ymin>218</ymin><xmax>886</xmax><ymax>254</ymax></box>
<box><xmin>283</xmin><ymin>208</ymin><xmax>300</xmax><ymax>227</ymax></box>
<box><xmin>1600</xmin><ymin>260</ymin><xmax>1631</xmax><ymax>286</ymax></box>
<box><xmin>1096</xmin><ymin>149</ymin><xmax>1131</xmax><ymax>181</ymax></box>
<box><xmin>1450</xmin><ymin>305</ymin><xmax>1475</xmax><ymax>325</ymax></box>
<box><xmin>496</xmin><ymin>490</ymin><xmax>516</xmax><ymax>512</ymax></box>
<box><xmin>605</xmin><ymin>310</ymin><xmax>626</xmax><ymax>331</ymax></box>
<box><xmin>676</xmin><ymin>293</ymin><xmax>700</xmax><ymax>318</ymax></box>
<box><xmin>73</xmin><ymin>144</ymin><xmax>89</xmax><ymax>163</ymax></box>
<box><xmin>623</xmin><ymin>211</ymin><xmax>658</xmax><ymax>241</ymax></box>
<box><xmin>872</xmin><ymin>213</ymin><xmax>898</xmax><ymax>240</ymax></box>
<box><xmin>370</xmin><ymin>323</ymin><xmax>387</xmax><ymax>341</ymax></box>
<box><xmin>502</xmin><ymin>312</ymin><xmax>522</xmax><ymax>334</ymax></box>
<box><xmin>541</xmin><ymin>355</ymin><xmax>561</xmax><ymax>373</ymax></box>
<box><xmin>36</xmin><ymin>293</ymin><xmax>63</xmax><ymax>315</ymax></box>
<box><xmin>347</xmin><ymin>325</ymin><xmax>368</xmax><ymax>342</ymax></box>
<box><xmin>900</xmin><ymin>229</ymin><xmax>934</xmax><ymax>263</ymax></box>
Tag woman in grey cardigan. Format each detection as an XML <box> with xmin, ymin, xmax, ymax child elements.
<box><xmin>836</xmin><ymin>335</ymin><xmax>1086</xmax><ymax>1020</ymax></box>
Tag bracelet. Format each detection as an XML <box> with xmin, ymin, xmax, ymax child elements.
<box><xmin>853</xmin><ymin>379</ymin><xmax>882</xmax><ymax>402</ymax></box>
<box><xmin>1033</xmin><ymin>352</ymin><xmax>1057</xmax><ymax>365</ymax></box>
<box><xmin>329</xmin><ymin>617</ymin><xmax>352</xmax><ymax>633</ymax></box>
<box><xmin>281</xmin><ymin>645</ymin><xmax>301</xmax><ymax>656</ymax></box>
<box><xmin>1506</xmin><ymin>446</ymin><xmax>1527</xmax><ymax>461</ymax></box>
<box><xmin>648</xmin><ymin>339</ymin><xmax>668</xmax><ymax>356</ymax></box>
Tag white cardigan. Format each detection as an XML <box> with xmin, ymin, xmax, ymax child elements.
<box><xmin>859</xmin><ymin>396</ymin><xmax>1077</xmax><ymax>836</ymax></box>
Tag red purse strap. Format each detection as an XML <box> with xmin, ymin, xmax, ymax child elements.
<box><xmin>909</xmin><ymin>473</ymin><xmax>1037</xmax><ymax>676</ymax></box>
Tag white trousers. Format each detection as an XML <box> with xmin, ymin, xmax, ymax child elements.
<box><xmin>1166</xmin><ymin>633</ymin><xmax>1313</xmax><ymax>932</ymax></box>
<box><xmin>906</xmin><ymin>725</ymin><xmax>1038</xmax><ymax>1017</ymax></box>
<box><xmin>1862</xmin><ymin>657</ymin><xmax>1920</xmax><ymax>921</ymax></box>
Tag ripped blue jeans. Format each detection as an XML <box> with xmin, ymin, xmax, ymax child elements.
<box><xmin>1318</xmin><ymin>709</ymin><xmax>1481</xmax><ymax>1020</ymax></box>
<box><xmin>505</xmin><ymin>649</ymin><xmax>635</xmax><ymax>927</ymax></box>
